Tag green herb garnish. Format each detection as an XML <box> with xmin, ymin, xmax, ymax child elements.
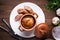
<box><xmin>46</xmin><ymin>0</ymin><xmax>60</xmax><ymax>10</ymax></box>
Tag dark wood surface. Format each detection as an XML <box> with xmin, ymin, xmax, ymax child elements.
<box><xmin>0</xmin><ymin>0</ymin><xmax>56</xmax><ymax>40</ymax></box>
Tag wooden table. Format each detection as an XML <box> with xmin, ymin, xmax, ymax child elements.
<box><xmin>0</xmin><ymin>0</ymin><xmax>56</xmax><ymax>40</ymax></box>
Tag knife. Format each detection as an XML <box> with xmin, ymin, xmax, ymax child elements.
<box><xmin>0</xmin><ymin>26</ymin><xmax>22</xmax><ymax>40</ymax></box>
<box><xmin>1</xmin><ymin>19</ymin><xmax>22</xmax><ymax>40</ymax></box>
<box><xmin>2</xmin><ymin>19</ymin><xmax>14</xmax><ymax>33</ymax></box>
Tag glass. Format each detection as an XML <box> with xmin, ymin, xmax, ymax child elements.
<box><xmin>52</xmin><ymin>26</ymin><xmax>60</xmax><ymax>40</ymax></box>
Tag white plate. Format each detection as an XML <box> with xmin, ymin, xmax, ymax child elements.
<box><xmin>10</xmin><ymin>2</ymin><xmax>45</xmax><ymax>38</ymax></box>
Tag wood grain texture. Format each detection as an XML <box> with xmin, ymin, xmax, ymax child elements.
<box><xmin>0</xmin><ymin>0</ymin><xmax>56</xmax><ymax>40</ymax></box>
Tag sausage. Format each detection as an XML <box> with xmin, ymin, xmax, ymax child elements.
<box><xmin>15</xmin><ymin>14</ymin><xmax>23</xmax><ymax>21</ymax></box>
<box><xmin>24</xmin><ymin>6</ymin><xmax>34</xmax><ymax>14</ymax></box>
<box><xmin>17</xmin><ymin>8</ymin><xmax>29</xmax><ymax>14</ymax></box>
